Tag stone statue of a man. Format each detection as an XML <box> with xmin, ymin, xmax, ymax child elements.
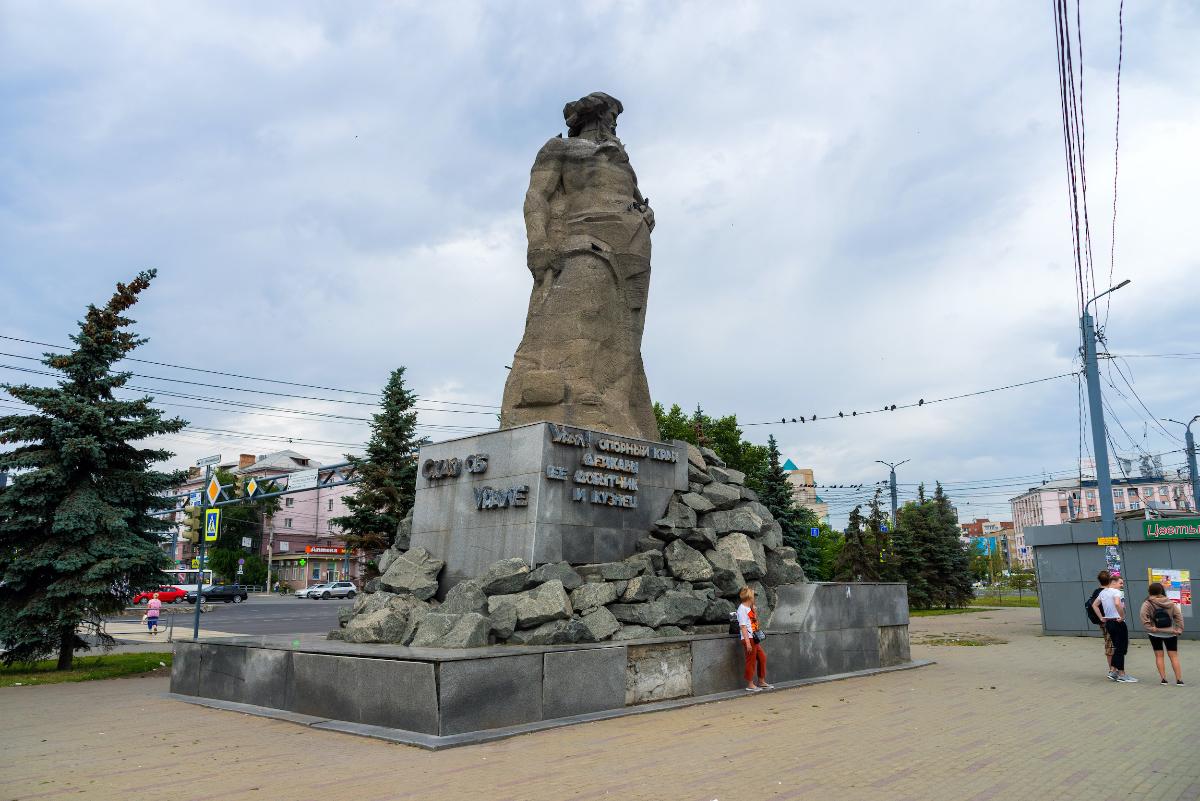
<box><xmin>500</xmin><ymin>92</ymin><xmax>660</xmax><ymax>440</ymax></box>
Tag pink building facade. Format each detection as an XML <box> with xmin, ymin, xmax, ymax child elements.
<box><xmin>169</xmin><ymin>450</ymin><xmax>360</xmax><ymax>588</ymax></box>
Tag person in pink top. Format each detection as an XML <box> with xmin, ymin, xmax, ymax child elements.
<box><xmin>145</xmin><ymin>593</ymin><xmax>162</xmax><ymax>636</ymax></box>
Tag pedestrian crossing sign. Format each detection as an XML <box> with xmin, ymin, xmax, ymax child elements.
<box><xmin>204</xmin><ymin>508</ymin><xmax>220</xmax><ymax>542</ymax></box>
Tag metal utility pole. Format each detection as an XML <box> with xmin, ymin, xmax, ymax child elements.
<box><xmin>876</xmin><ymin>459</ymin><xmax>909</xmax><ymax>524</ymax></box>
<box><xmin>1081</xmin><ymin>280</ymin><xmax>1130</xmax><ymax>542</ymax></box>
<box><xmin>1165</xmin><ymin>416</ymin><xmax>1200</xmax><ymax>513</ymax></box>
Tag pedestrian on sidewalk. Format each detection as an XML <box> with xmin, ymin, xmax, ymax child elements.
<box><xmin>738</xmin><ymin>586</ymin><xmax>773</xmax><ymax>692</ymax></box>
<box><xmin>1087</xmin><ymin>570</ymin><xmax>1115</xmax><ymax>675</ymax></box>
<box><xmin>1092</xmin><ymin>575</ymin><xmax>1136</xmax><ymax>682</ymax></box>
<box><xmin>1140</xmin><ymin>582</ymin><xmax>1184</xmax><ymax>686</ymax></box>
<box><xmin>146</xmin><ymin>592</ymin><xmax>162</xmax><ymax>636</ymax></box>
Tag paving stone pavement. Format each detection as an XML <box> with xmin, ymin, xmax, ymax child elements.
<box><xmin>1</xmin><ymin>607</ymin><xmax>1196</xmax><ymax>801</ymax></box>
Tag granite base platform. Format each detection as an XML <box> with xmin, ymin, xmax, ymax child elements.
<box><xmin>170</xmin><ymin>582</ymin><xmax>916</xmax><ymax>748</ymax></box>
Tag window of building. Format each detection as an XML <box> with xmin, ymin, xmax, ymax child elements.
<box><xmin>313</xmin><ymin>566</ymin><xmax>320</xmax><ymax>580</ymax></box>
<box><xmin>1130</xmin><ymin>502</ymin><xmax>1140</xmax><ymax>510</ymax></box>
<box><xmin>279</xmin><ymin>541</ymin><xmax>289</xmax><ymax>552</ymax></box>
<box><xmin>1086</xmin><ymin>491</ymin><xmax>1096</xmax><ymax>500</ymax></box>
<box><xmin>1115</xmin><ymin>502</ymin><xmax>1125</xmax><ymax>510</ymax></box>
<box><xmin>328</xmin><ymin>522</ymin><xmax>336</xmax><ymax>533</ymax></box>
<box><xmin>284</xmin><ymin>518</ymin><xmax>293</xmax><ymax>529</ymax></box>
<box><xmin>1159</xmin><ymin>487</ymin><xmax>1169</xmax><ymax>495</ymax></box>
<box><xmin>328</xmin><ymin>498</ymin><xmax>334</xmax><ymax>511</ymax></box>
<box><xmin>285</xmin><ymin>497</ymin><xmax>294</xmax><ymax>507</ymax></box>
<box><xmin>1087</xmin><ymin>504</ymin><xmax>1097</xmax><ymax>513</ymax></box>
<box><xmin>1113</xmin><ymin>489</ymin><xmax>1124</xmax><ymax>498</ymax></box>
<box><xmin>1129</xmin><ymin>487</ymin><xmax>1140</xmax><ymax>496</ymax></box>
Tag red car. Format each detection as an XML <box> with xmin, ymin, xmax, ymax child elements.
<box><xmin>133</xmin><ymin>586</ymin><xmax>187</xmax><ymax>604</ymax></box>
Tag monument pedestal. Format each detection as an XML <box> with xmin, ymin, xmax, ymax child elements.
<box><xmin>410</xmin><ymin>422</ymin><xmax>687</xmax><ymax>590</ymax></box>
<box><xmin>169</xmin><ymin>582</ymin><xmax>919</xmax><ymax>749</ymax></box>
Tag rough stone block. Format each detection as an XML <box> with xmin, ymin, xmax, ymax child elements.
<box><xmin>613</xmin><ymin>624</ymin><xmax>656</xmax><ymax>641</ymax></box>
<box><xmin>527</xmin><ymin>561</ymin><xmax>583</xmax><ymax>591</ymax></box>
<box><xmin>409</xmin><ymin>612</ymin><xmax>490</xmax><ymax>648</ymax></box>
<box><xmin>679</xmin><ymin>491</ymin><xmax>715</xmax><ymax>514</ymax></box>
<box><xmin>479</xmin><ymin>558</ymin><xmax>532</xmax><ymax>595</ymax></box>
<box><xmin>440</xmin><ymin>580</ymin><xmax>489</xmax><ymax>615</ymax></box>
<box><xmin>507</xmin><ymin>617</ymin><xmax>589</xmax><ymax>645</ymax></box>
<box><xmin>290</xmin><ymin>653</ymin><xmax>438</xmax><ymax>734</ymax></box>
<box><xmin>571</xmin><ymin>581</ymin><xmax>619</xmax><ymax>612</ymax></box>
<box><xmin>700</xmin><ymin>482</ymin><xmax>740</xmax><ymax>510</ymax></box>
<box><xmin>438</xmin><ymin>655</ymin><xmax>543</xmax><ymax>735</ymax></box>
<box><xmin>577</xmin><ymin>561</ymin><xmax>642</xmax><ymax>581</ymax></box>
<box><xmin>580</xmin><ymin>606</ymin><xmax>621</xmax><ymax>641</ymax></box>
<box><xmin>716</xmin><ymin>533</ymin><xmax>766</xmax><ymax>580</ymax></box>
<box><xmin>664</xmin><ymin>540</ymin><xmax>714</xmax><ymax>582</ymax></box>
<box><xmin>610</xmin><ymin>601</ymin><xmax>668</xmax><ymax>629</ymax></box>
<box><xmin>620</xmin><ymin>575</ymin><xmax>670</xmax><ymax>602</ymax></box>
<box><xmin>543</xmin><ymin>647</ymin><xmax>627</xmax><ymax>718</ymax></box>
<box><xmin>378</xmin><ymin>547</ymin><xmax>444</xmax><ymax>600</ymax></box>
<box><xmin>626</xmin><ymin>642</ymin><xmax>693</xmax><ymax>704</ymax></box>
<box><xmin>659</xmin><ymin>590</ymin><xmax>709</xmax><ymax>625</ymax></box>
<box><xmin>703</xmin><ymin>509</ymin><xmax>765</xmax><ymax>537</ymax></box>
<box><xmin>704</xmin><ymin>548</ymin><xmax>746</xmax><ymax>597</ymax></box>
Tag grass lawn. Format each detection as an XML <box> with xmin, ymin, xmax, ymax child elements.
<box><xmin>0</xmin><ymin>652</ymin><xmax>172</xmax><ymax>687</ymax></box>
<box><xmin>970</xmin><ymin>596</ymin><xmax>1040</xmax><ymax>608</ymax></box>
<box><xmin>910</xmin><ymin>607</ymin><xmax>999</xmax><ymax>617</ymax></box>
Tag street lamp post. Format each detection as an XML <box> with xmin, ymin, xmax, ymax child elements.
<box><xmin>876</xmin><ymin>459</ymin><xmax>909</xmax><ymax>525</ymax></box>
<box><xmin>1164</xmin><ymin>416</ymin><xmax>1200</xmax><ymax>513</ymax></box>
<box><xmin>1081</xmin><ymin>279</ymin><xmax>1130</xmax><ymax>544</ymax></box>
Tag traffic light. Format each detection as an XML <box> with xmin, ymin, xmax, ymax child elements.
<box><xmin>179</xmin><ymin>505</ymin><xmax>204</xmax><ymax>544</ymax></box>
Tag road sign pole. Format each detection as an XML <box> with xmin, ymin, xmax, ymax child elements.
<box><xmin>191</xmin><ymin>465</ymin><xmax>212</xmax><ymax>640</ymax></box>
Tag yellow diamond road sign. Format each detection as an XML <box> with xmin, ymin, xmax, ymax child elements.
<box><xmin>206</xmin><ymin>475</ymin><xmax>221</xmax><ymax>506</ymax></box>
<box><xmin>245</xmin><ymin>478</ymin><xmax>258</xmax><ymax>497</ymax></box>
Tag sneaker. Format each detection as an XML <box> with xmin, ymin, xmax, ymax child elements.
<box><xmin>745</xmin><ymin>686</ymin><xmax>761</xmax><ymax>693</ymax></box>
<box><xmin>1177</xmin><ymin>680</ymin><xmax>1185</xmax><ymax>686</ymax></box>
<box><xmin>1116</xmin><ymin>675</ymin><xmax>1139</xmax><ymax>683</ymax></box>
<box><xmin>1161</xmin><ymin>678</ymin><xmax>1168</xmax><ymax>685</ymax></box>
<box><xmin>1107</xmin><ymin>671</ymin><xmax>1118</xmax><ymax>681</ymax></box>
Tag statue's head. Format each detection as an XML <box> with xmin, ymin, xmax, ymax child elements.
<box><xmin>563</xmin><ymin>92</ymin><xmax>623</xmax><ymax>138</ymax></box>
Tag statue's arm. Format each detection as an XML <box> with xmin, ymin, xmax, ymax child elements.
<box><xmin>525</xmin><ymin>141</ymin><xmax>563</xmax><ymax>279</ymax></box>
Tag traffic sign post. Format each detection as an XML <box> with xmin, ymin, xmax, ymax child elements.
<box><xmin>810</xmin><ymin>527</ymin><xmax>820</xmax><ymax>538</ymax></box>
<box><xmin>191</xmin><ymin>465</ymin><xmax>217</xmax><ymax>640</ymax></box>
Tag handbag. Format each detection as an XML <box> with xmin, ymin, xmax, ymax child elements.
<box><xmin>753</xmin><ymin>629</ymin><xmax>766</xmax><ymax>643</ymax></box>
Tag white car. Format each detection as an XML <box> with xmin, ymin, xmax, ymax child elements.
<box><xmin>294</xmin><ymin>583</ymin><xmax>332</xmax><ymax>599</ymax></box>
<box><xmin>310</xmin><ymin>581</ymin><xmax>357</xmax><ymax>600</ymax></box>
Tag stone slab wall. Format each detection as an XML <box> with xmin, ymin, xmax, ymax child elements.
<box><xmin>172</xmin><ymin>584</ymin><xmax>911</xmax><ymax>739</ymax></box>
<box><xmin>410</xmin><ymin>422</ymin><xmax>688</xmax><ymax>588</ymax></box>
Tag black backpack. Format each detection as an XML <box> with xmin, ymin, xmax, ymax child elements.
<box><xmin>1152</xmin><ymin>604</ymin><xmax>1173</xmax><ymax>629</ymax></box>
<box><xmin>1085</xmin><ymin>588</ymin><xmax>1103</xmax><ymax>625</ymax></box>
<box><xmin>728</xmin><ymin>610</ymin><xmax>740</xmax><ymax>638</ymax></box>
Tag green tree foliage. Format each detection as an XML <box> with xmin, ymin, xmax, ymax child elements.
<box><xmin>332</xmin><ymin>367</ymin><xmax>419</xmax><ymax>554</ymax></box>
<box><xmin>833</xmin><ymin>506</ymin><xmax>880</xmax><ymax>581</ymax></box>
<box><xmin>968</xmin><ymin>545</ymin><xmax>1005</xmax><ymax>584</ymax></box>
<box><xmin>864</xmin><ymin>488</ymin><xmax>895</xmax><ymax>580</ymax></box>
<box><xmin>653</xmin><ymin>403</ymin><xmax>769</xmax><ymax>490</ymax></box>
<box><xmin>891</xmin><ymin>483</ymin><xmax>974</xmax><ymax>609</ymax></box>
<box><xmin>759</xmin><ymin>435</ymin><xmax>818</xmax><ymax>576</ymax></box>
<box><xmin>1007</xmin><ymin>568</ymin><xmax>1037</xmax><ymax>599</ymax></box>
<box><xmin>0</xmin><ymin>272</ymin><xmax>186</xmax><ymax>668</ymax></box>
<box><xmin>810</xmin><ymin>523</ymin><xmax>843</xmax><ymax>582</ymax></box>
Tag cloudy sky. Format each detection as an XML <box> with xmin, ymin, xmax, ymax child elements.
<box><xmin>2</xmin><ymin>1</ymin><xmax>1197</xmax><ymax>525</ymax></box>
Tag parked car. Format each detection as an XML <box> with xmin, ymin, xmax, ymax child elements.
<box><xmin>310</xmin><ymin>581</ymin><xmax>357</xmax><ymax>600</ymax></box>
<box><xmin>185</xmin><ymin>584</ymin><xmax>249</xmax><ymax>604</ymax></box>
<box><xmin>294</xmin><ymin>583</ymin><xmax>332</xmax><ymax>600</ymax></box>
<box><xmin>133</xmin><ymin>586</ymin><xmax>188</xmax><ymax>605</ymax></box>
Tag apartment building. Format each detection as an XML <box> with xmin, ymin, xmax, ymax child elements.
<box><xmin>170</xmin><ymin>449</ymin><xmax>359</xmax><ymax>586</ymax></box>
<box><xmin>783</xmin><ymin>459</ymin><xmax>830</xmax><ymax>523</ymax></box>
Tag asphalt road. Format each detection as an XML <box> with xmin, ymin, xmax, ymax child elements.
<box><xmin>116</xmin><ymin>594</ymin><xmax>353</xmax><ymax>637</ymax></box>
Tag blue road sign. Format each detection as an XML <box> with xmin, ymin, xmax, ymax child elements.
<box><xmin>810</xmin><ymin>527</ymin><xmax>820</xmax><ymax>537</ymax></box>
<box><xmin>204</xmin><ymin>508</ymin><xmax>220</xmax><ymax>542</ymax></box>
<box><xmin>881</xmin><ymin>525</ymin><xmax>889</xmax><ymax>533</ymax></box>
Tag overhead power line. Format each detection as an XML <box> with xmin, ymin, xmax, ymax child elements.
<box><xmin>742</xmin><ymin>371</ymin><xmax>1077</xmax><ymax>427</ymax></box>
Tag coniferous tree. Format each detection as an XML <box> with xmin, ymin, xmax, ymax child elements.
<box><xmin>931</xmin><ymin>483</ymin><xmax>974</xmax><ymax>607</ymax></box>
<box><xmin>759</xmin><ymin>435</ymin><xmax>818</xmax><ymax>576</ymax></box>
<box><xmin>864</xmin><ymin>488</ymin><xmax>895</xmax><ymax>580</ymax></box>
<box><xmin>0</xmin><ymin>271</ymin><xmax>185</xmax><ymax>668</ymax></box>
<box><xmin>332</xmin><ymin>367</ymin><xmax>420</xmax><ymax>556</ymax></box>
<box><xmin>833</xmin><ymin>506</ymin><xmax>879</xmax><ymax>581</ymax></box>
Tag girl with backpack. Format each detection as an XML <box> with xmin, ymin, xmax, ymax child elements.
<box><xmin>1140</xmin><ymin>582</ymin><xmax>1184</xmax><ymax>685</ymax></box>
